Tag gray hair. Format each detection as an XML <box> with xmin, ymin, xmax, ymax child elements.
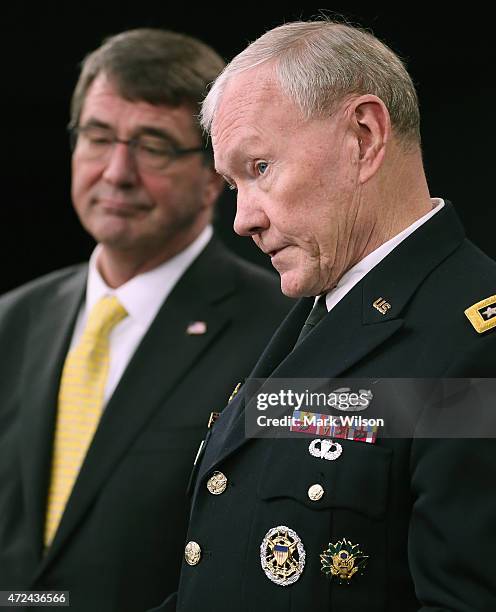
<box><xmin>201</xmin><ymin>20</ymin><xmax>420</xmax><ymax>145</ymax></box>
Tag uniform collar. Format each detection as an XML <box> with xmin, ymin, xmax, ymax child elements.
<box><xmin>325</xmin><ymin>199</ymin><xmax>445</xmax><ymax>312</ymax></box>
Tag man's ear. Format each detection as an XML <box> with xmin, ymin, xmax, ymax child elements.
<box><xmin>349</xmin><ymin>94</ymin><xmax>391</xmax><ymax>184</ymax></box>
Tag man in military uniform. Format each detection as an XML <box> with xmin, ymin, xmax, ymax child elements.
<box><xmin>152</xmin><ymin>20</ymin><xmax>496</xmax><ymax>611</ymax></box>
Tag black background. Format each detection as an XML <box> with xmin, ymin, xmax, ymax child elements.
<box><xmin>4</xmin><ymin>4</ymin><xmax>494</xmax><ymax>294</ymax></box>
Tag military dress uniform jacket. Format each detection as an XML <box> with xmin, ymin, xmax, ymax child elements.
<box><xmin>162</xmin><ymin>203</ymin><xmax>496</xmax><ymax>612</ymax></box>
<box><xmin>0</xmin><ymin>237</ymin><xmax>292</xmax><ymax>612</ymax></box>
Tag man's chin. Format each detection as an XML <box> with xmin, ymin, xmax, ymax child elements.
<box><xmin>279</xmin><ymin>271</ymin><xmax>317</xmax><ymax>299</ymax></box>
<box><xmin>90</xmin><ymin>229</ymin><xmax>137</xmax><ymax>251</ymax></box>
<box><xmin>84</xmin><ymin>218</ymin><xmax>137</xmax><ymax>248</ymax></box>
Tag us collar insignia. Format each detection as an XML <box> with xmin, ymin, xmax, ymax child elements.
<box><xmin>320</xmin><ymin>538</ymin><xmax>368</xmax><ymax>583</ymax></box>
<box><xmin>260</xmin><ymin>525</ymin><xmax>306</xmax><ymax>586</ymax></box>
<box><xmin>465</xmin><ymin>295</ymin><xmax>496</xmax><ymax>334</ymax></box>
<box><xmin>373</xmin><ymin>297</ymin><xmax>391</xmax><ymax>315</ymax></box>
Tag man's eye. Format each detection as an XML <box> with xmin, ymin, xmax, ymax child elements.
<box><xmin>255</xmin><ymin>161</ymin><xmax>269</xmax><ymax>175</ymax></box>
<box><xmin>139</xmin><ymin>140</ymin><xmax>172</xmax><ymax>157</ymax></box>
<box><xmin>86</xmin><ymin>132</ymin><xmax>113</xmax><ymax>145</ymax></box>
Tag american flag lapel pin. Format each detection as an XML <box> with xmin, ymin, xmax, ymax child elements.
<box><xmin>186</xmin><ymin>321</ymin><xmax>207</xmax><ymax>335</ymax></box>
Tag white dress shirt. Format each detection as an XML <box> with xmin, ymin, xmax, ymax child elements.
<box><xmin>69</xmin><ymin>225</ymin><xmax>213</xmax><ymax>403</ymax></box>
<box><xmin>324</xmin><ymin>199</ymin><xmax>445</xmax><ymax>312</ymax></box>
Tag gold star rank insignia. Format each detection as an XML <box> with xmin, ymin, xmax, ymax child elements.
<box><xmin>464</xmin><ymin>295</ymin><xmax>496</xmax><ymax>334</ymax></box>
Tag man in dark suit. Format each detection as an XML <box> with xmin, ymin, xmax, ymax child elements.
<box><xmin>159</xmin><ymin>20</ymin><xmax>496</xmax><ymax>611</ymax></box>
<box><xmin>0</xmin><ymin>29</ymin><xmax>291</xmax><ymax>611</ymax></box>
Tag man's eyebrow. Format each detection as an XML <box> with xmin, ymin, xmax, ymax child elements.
<box><xmin>134</xmin><ymin>126</ymin><xmax>180</xmax><ymax>145</ymax></box>
<box><xmin>214</xmin><ymin>161</ymin><xmax>234</xmax><ymax>182</ymax></box>
<box><xmin>214</xmin><ymin>147</ymin><xmax>242</xmax><ymax>178</ymax></box>
<box><xmin>80</xmin><ymin>118</ymin><xmax>112</xmax><ymax>130</ymax></box>
<box><xmin>214</xmin><ymin>134</ymin><xmax>265</xmax><ymax>172</ymax></box>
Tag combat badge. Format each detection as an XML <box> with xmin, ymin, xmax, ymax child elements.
<box><xmin>465</xmin><ymin>294</ymin><xmax>496</xmax><ymax>334</ymax></box>
<box><xmin>309</xmin><ymin>438</ymin><xmax>343</xmax><ymax>461</ymax></box>
<box><xmin>260</xmin><ymin>525</ymin><xmax>306</xmax><ymax>586</ymax></box>
<box><xmin>320</xmin><ymin>538</ymin><xmax>368</xmax><ymax>583</ymax></box>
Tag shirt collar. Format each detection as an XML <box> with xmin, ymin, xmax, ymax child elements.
<box><xmin>324</xmin><ymin>198</ymin><xmax>445</xmax><ymax>311</ymax></box>
<box><xmin>84</xmin><ymin>225</ymin><xmax>213</xmax><ymax>330</ymax></box>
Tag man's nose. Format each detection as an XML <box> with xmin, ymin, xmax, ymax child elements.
<box><xmin>102</xmin><ymin>142</ymin><xmax>139</xmax><ymax>187</ymax></box>
<box><xmin>233</xmin><ymin>189</ymin><xmax>270</xmax><ymax>237</ymax></box>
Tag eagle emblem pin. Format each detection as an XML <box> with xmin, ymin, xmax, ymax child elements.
<box><xmin>320</xmin><ymin>538</ymin><xmax>368</xmax><ymax>583</ymax></box>
<box><xmin>260</xmin><ymin>525</ymin><xmax>306</xmax><ymax>586</ymax></box>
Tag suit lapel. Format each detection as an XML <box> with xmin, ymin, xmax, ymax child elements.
<box><xmin>20</xmin><ymin>267</ymin><xmax>87</xmax><ymax>565</ymax></box>
<box><xmin>199</xmin><ymin>202</ymin><xmax>466</xmax><ymax>479</ymax></box>
<box><xmin>39</xmin><ymin>239</ymin><xmax>237</xmax><ymax>573</ymax></box>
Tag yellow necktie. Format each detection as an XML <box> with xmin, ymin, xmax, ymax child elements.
<box><xmin>44</xmin><ymin>295</ymin><xmax>128</xmax><ymax>546</ymax></box>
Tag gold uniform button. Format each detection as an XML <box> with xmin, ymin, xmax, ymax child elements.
<box><xmin>207</xmin><ymin>471</ymin><xmax>228</xmax><ymax>495</ymax></box>
<box><xmin>308</xmin><ymin>483</ymin><xmax>324</xmax><ymax>501</ymax></box>
<box><xmin>184</xmin><ymin>541</ymin><xmax>202</xmax><ymax>566</ymax></box>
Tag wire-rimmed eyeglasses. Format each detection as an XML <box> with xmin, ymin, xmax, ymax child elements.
<box><xmin>69</xmin><ymin>124</ymin><xmax>206</xmax><ymax>173</ymax></box>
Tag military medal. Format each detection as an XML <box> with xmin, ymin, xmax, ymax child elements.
<box><xmin>260</xmin><ymin>525</ymin><xmax>306</xmax><ymax>586</ymax></box>
<box><xmin>320</xmin><ymin>538</ymin><xmax>368</xmax><ymax>583</ymax></box>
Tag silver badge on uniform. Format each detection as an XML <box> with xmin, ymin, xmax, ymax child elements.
<box><xmin>260</xmin><ymin>525</ymin><xmax>306</xmax><ymax>586</ymax></box>
<box><xmin>309</xmin><ymin>438</ymin><xmax>343</xmax><ymax>461</ymax></box>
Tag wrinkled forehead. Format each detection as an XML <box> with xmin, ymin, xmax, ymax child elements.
<box><xmin>211</xmin><ymin>67</ymin><xmax>301</xmax><ymax>170</ymax></box>
<box><xmin>212</xmin><ymin>69</ymin><xmax>281</xmax><ymax>135</ymax></box>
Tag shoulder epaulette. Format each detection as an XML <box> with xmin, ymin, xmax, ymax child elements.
<box><xmin>465</xmin><ymin>295</ymin><xmax>496</xmax><ymax>334</ymax></box>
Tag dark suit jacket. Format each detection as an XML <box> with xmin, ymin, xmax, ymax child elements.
<box><xmin>170</xmin><ymin>204</ymin><xmax>496</xmax><ymax>612</ymax></box>
<box><xmin>0</xmin><ymin>237</ymin><xmax>292</xmax><ymax>611</ymax></box>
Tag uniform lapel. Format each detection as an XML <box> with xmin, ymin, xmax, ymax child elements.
<box><xmin>20</xmin><ymin>266</ymin><xmax>87</xmax><ymax>566</ymax></box>
<box><xmin>38</xmin><ymin>239</ymin><xmax>237</xmax><ymax>573</ymax></box>
<box><xmin>199</xmin><ymin>202</ymin><xmax>466</xmax><ymax>479</ymax></box>
<box><xmin>249</xmin><ymin>297</ymin><xmax>314</xmax><ymax>378</ymax></box>
<box><xmin>196</xmin><ymin>298</ymin><xmax>314</xmax><ymax>483</ymax></box>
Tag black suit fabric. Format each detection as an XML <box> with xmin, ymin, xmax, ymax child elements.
<box><xmin>171</xmin><ymin>204</ymin><xmax>496</xmax><ymax>612</ymax></box>
<box><xmin>0</xmin><ymin>237</ymin><xmax>292</xmax><ymax>612</ymax></box>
